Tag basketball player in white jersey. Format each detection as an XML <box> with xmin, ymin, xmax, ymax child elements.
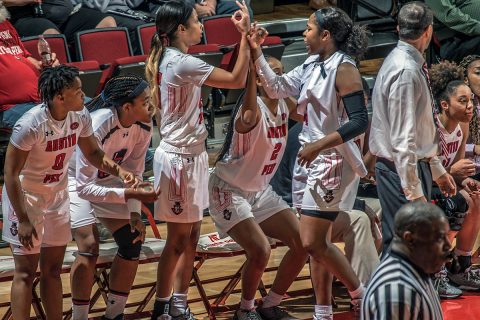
<box><xmin>69</xmin><ymin>75</ymin><xmax>160</xmax><ymax>320</ymax></box>
<box><xmin>429</xmin><ymin>61</ymin><xmax>480</xmax><ymax>293</ymax></box>
<box><xmin>145</xmin><ymin>1</ymin><xmax>252</xmax><ymax>319</ymax></box>
<box><xmin>209</xmin><ymin>57</ymin><xmax>306</xmax><ymax>320</ymax></box>
<box><xmin>249</xmin><ymin>7</ymin><xmax>370</xmax><ymax>319</ymax></box>
<box><xmin>2</xmin><ymin>66</ymin><xmax>138</xmax><ymax>320</ymax></box>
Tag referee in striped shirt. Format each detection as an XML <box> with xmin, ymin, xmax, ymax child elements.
<box><xmin>362</xmin><ymin>202</ymin><xmax>450</xmax><ymax>319</ymax></box>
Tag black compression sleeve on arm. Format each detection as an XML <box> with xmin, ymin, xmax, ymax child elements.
<box><xmin>337</xmin><ymin>90</ymin><xmax>368</xmax><ymax>142</ymax></box>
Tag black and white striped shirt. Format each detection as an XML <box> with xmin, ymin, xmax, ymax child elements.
<box><xmin>361</xmin><ymin>251</ymin><xmax>443</xmax><ymax>320</ymax></box>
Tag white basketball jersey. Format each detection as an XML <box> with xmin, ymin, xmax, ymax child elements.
<box><xmin>75</xmin><ymin>107</ymin><xmax>152</xmax><ymax>214</ymax></box>
<box><xmin>298</xmin><ymin>51</ymin><xmax>367</xmax><ymax>177</ymax></box>
<box><xmin>437</xmin><ymin>121</ymin><xmax>463</xmax><ymax>169</ymax></box>
<box><xmin>215</xmin><ymin>97</ymin><xmax>289</xmax><ymax>192</ymax></box>
<box><xmin>158</xmin><ymin>47</ymin><xmax>214</xmax><ymax>151</ymax></box>
<box><xmin>9</xmin><ymin>104</ymin><xmax>92</xmax><ymax>194</ymax></box>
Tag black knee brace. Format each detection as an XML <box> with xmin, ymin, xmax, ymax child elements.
<box><xmin>112</xmin><ymin>224</ymin><xmax>142</xmax><ymax>261</ymax></box>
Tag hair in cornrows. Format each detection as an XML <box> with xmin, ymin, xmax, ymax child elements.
<box><xmin>460</xmin><ymin>55</ymin><xmax>480</xmax><ymax>144</ymax></box>
<box><xmin>86</xmin><ymin>75</ymin><xmax>145</xmax><ymax>112</ymax></box>
<box><xmin>38</xmin><ymin>65</ymin><xmax>79</xmax><ymax>108</ymax></box>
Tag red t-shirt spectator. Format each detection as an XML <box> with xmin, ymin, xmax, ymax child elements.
<box><xmin>0</xmin><ymin>20</ymin><xmax>39</xmax><ymax>111</ymax></box>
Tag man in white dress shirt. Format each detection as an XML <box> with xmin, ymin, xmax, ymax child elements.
<box><xmin>369</xmin><ymin>1</ymin><xmax>456</xmax><ymax>255</ymax></box>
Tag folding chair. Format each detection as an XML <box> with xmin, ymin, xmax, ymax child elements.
<box><xmin>137</xmin><ymin>23</ymin><xmax>156</xmax><ymax>55</ymax></box>
<box><xmin>21</xmin><ymin>34</ymin><xmax>71</xmax><ymax>64</ymax></box>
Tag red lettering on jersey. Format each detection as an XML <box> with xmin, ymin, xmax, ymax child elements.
<box><xmin>354</xmin><ymin>138</ymin><xmax>362</xmax><ymax>150</ymax></box>
<box><xmin>261</xmin><ymin>163</ymin><xmax>276</xmax><ymax>175</ymax></box>
<box><xmin>52</xmin><ymin>153</ymin><xmax>66</xmax><ymax>170</ymax></box>
<box><xmin>45</xmin><ymin>133</ymin><xmax>77</xmax><ymax>152</ymax></box>
<box><xmin>43</xmin><ymin>172</ymin><xmax>63</xmax><ymax>184</ymax></box>
<box><xmin>267</xmin><ymin>124</ymin><xmax>286</xmax><ymax>138</ymax></box>
<box><xmin>304</xmin><ymin>112</ymin><xmax>308</xmax><ymax>126</ymax></box>
<box><xmin>270</xmin><ymin>143</ymin><xmax>282</xmax><ymax>161</ymax></box>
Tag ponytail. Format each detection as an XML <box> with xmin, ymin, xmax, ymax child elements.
<box><xmin>314</xmin><ymin>7</ymin><xmax>368</xmax><ymax>60</ymax></box>
<box><xmin>339</xmin><ymin>24</ymin><xmax>368</xmax><ymax>60</ymax></box>
<box><xmin>215</xmin><ymin>90</ymin><xmax>246</xmax><ymax>164</ymax></box>
<box><xmin>145</xmin><ymin>33</ymin><xmax>164</xmax><ymax>110</ymax></box>
<box><xmin>145</xmin><ymin>0</ymin><xmax>194</xmax><ymax>111</ymax></box>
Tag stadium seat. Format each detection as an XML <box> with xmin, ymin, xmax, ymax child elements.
<box><xmin>137</xmin><ymin>23</ymin><xmax>156</xmax><ymax>55</ymax></box>
<box><xmin>21</xmin><ymin>34</ymin><xmax>71</xmax><ymax>64</ymax></box>
<box><xmin>75</xmin><ymin>27</ymin><xmax>133</xmax><ymax>65</ymax></box>
<box><xmin>75</xmin><ymin>28</ymin><xmax>135</xmax><ymax>93</ymax></box>
<box><xmin>202</xmin><ymin>14</ymin><xmax>285</xmax><ymax>70</ymax></box>
<box><xmin>67</xmin><ymin>61</ymin><xmax>103</xmax><ymax>98</ymax></box>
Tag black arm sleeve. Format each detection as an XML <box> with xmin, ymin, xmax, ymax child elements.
<box><xmin>337</xmin><ymin>90</ymin><xmax>368</xmax><ymax>142</ymax></box>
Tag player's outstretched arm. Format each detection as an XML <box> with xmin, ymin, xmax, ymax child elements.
<box><xmin>77</xmin><ymin>135</ymin><xmax>138</xmax><ymax>186</ymax></box>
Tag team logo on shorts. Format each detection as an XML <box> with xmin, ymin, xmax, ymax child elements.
<box><xmin>323</xmin><ymin>190</ymin><xmax>335</xmax><ymax>203</ymax></box>
<box><xmin>10</xmin><ymin>222</ymin><xmax>18</xmax><ymax>236</ymax></box>
<box><xmin>223</xmin><ymin>209</ymin><xmax>232</xmax><ymax>221</ymax></box>
<box><xmin>172</xmin><ymin>202</ymin><xmax>183</xmax><ymax>215</ymax></box>
<box><xmin>70</xmin><ymin>122</ymin><xmax>79</xmax><ymax>130</ymax></box>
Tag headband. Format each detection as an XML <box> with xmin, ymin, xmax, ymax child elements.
<box><xmin>315</xmin><ymin>10</ymin><xmax>325</xmax><ymax>29</ymax></box>
<box><xmin>109</xmin><ymin>80</ymin><xmax>149</xmax><ymax>106</ymax></box>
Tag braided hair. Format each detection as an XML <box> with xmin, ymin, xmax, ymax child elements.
<box><xmin>38</xmin><ymin>65</ymin><xmax>79</xmax><ymax>107</ymax></box>
<box><xmin>429</xmin><ymin>61</ymin><xmax>465</xmax><ymax>113</ymax></box>
<box><xmin>86</xmin><ymin>75</ymin><xmax>147</xmax><ymax>112</ymax></box>
<box><xmin>460</xmin><ymin>55</ymin><xmax>480</xmax><ymax>144</ymax></box>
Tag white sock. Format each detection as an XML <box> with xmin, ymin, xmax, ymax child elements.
<box><xmin>261</xmin><ymin>290</ymin><xmax>284</xmax><ymax>308</ymax></box>
<box><xmin>170</xmin><ymin>292</ymin><xmax>188</xmax><ymax>316</ymax></box>
<box><xmin>454</xmin><ymin>248</ymin><xmax>472</xmax><ymax>256</ymax></box>
<box><xmin>314</xmin><ymin>305</ymin><xmax>332</xmax><ymax>320</ymax></box>
<box><xmin>240</xmin><ymin>297</ymin><xmax>255</xmax><ymax>311</ymax></box>
<box><xmin>72</xmin><ymin>301</ymin><xmax>89</xmax><ymax>320</ymax></box>
<box><xmin>105</xmin><ymin>291</ymin><xmax>128</xmax><ymax>319</ymax></box>
<box><xmin>348</xmin><ymin>283</ymin><xmax>365</xmax><ymax>299</ymax></box>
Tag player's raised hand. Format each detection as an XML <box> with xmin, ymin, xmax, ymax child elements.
<box><xmin>231</xmin><ymin>0</ymin><xmax>250</xmax><ymax>35</ymax></box>
<box><xmin>247</xmin><ymin>23</ymin><xmax>268</xmax><ymax>50</ymax></box>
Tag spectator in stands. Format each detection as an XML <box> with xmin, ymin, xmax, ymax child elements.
<box><xmin>194</xmin><ymin>0</ymin><xmax>253</xmax><ymax>18</ymax></box>
<box><xmin>362</xmin><ymin>202</ymin><xmax>449</xmax><ymax>320</ymax></box>
<box><xmin>4</xmin><ymin>0</ymin><xmax>116</xmax><ymax>43</ymax></box>
<box><xmin>70</xmin><ymin>0</ymin><xmax>152</xmax><ymax>54</ymax></box>
<box><xmin>369</xmin><ymin>2</ymin><xmax>456</xmax><ymax>255</ymax></box>
<box><xmin>425</xmin><ymin>0</ymin><xmax>480</xmax><ymax>62</ymax></box>
<box><xmin>0</xmin><ymin>2</ymin><xmax>59</xmax><ymax>177</ymax></box>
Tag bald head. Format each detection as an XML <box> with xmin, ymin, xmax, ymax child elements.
<box><xmin>394</xmin><ymin>201</ymin><xmax>446</xmax><ymax>239</ymax></box>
